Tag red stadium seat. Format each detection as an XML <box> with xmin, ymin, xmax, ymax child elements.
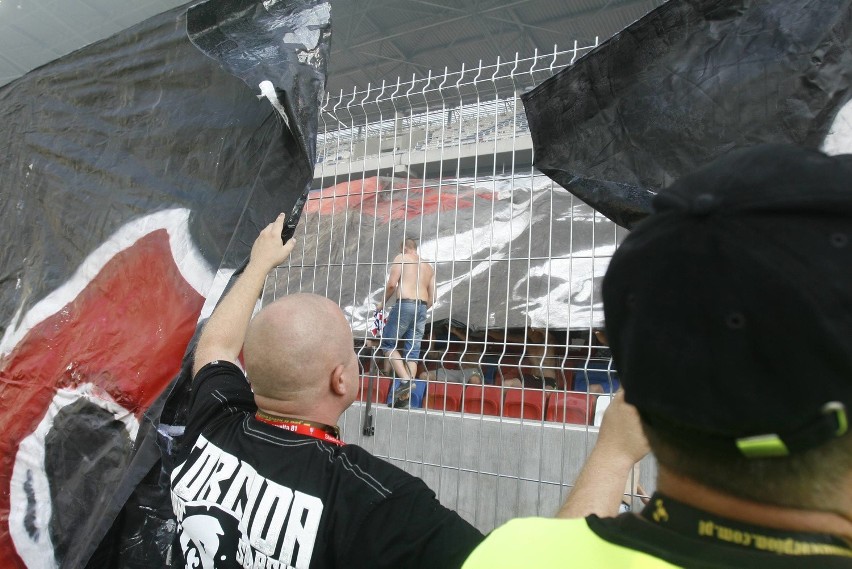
<box><xmin>561</xmin><ymin>369</ymin><xmax>574</xmax><ymax>390</ymax></box>
<box><xmin>494</xmin><ymin>354</ymin><xmax>522</xmax><ymax>385</ymax></box>
<box><xmin>546</xmin><ymin>392</ymin><xmax>597</xmax><ymax>425</ymax></box>
<box><xmin>359</xmin><ymin>375</ymin><xmax>391</xmax><ymax>405</ymax></box>
<box><xmin>357</xmin><ymin>376</ymin><xmax>371</xmax><ymax>401</ymax></box>
<box><xmin>462</xmin><ymin>384</ymin><xmax>503</xmax><ymax>416</ymax></box>
<box><xmin>377</xmin><ymin>377</ymin><xmax>391</xmax><ymax>404</ymax></box>
<box><xmin>503</xmin><ymin>388</ymin><xmax>547</xmax><ymax>420</ymax></box>
<box><xmin>424</xmin><ymin>381</ymin><xmax>463</xmax><ymax>412</ymax></box>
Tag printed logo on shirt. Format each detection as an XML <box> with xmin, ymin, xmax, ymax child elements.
<box><xmin>171</xmin><ymin>435</ymin><xmax>324</xmax><ymax>569</ymax></box>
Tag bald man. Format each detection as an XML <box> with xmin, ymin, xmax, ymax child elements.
<box><xmin>170</xmin><ymin>214</ymin><xmax>483</xmax><ymax>569</ymax></box>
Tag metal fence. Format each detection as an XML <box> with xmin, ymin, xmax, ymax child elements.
<box><xmin>264</xmin><ymin>44</ymin><xmax>653</xmax><ymax>534</ymax></box>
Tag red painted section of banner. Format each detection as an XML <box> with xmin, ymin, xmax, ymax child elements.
<box><xmin>0</xmin><ymin>229</ymin><xmax>204</xmax><ymax>567</ymax></box>
<box><xmin>306</xmin><ymin>176</ymin><xmax>494</xmax><ymax>222</ymax></box>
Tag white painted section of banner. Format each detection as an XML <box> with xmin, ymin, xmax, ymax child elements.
<box><xmin>0</xmin><ymin>208</ymin><xmax>214</xmax><ymax>357</ymax></box>
<box><xmin>9</xmin><ymin>384</ymin><xmax>140</xmax><ymax>569</ymax></box>
<box><xmin>199</xmin><ymin>268</ymin><xmax>242</xmax><ymax>321</ymax></box>
<box><xmin>823</xmin><ymin>100</ymin><xmax>852</xmax><ymax>156</ymax></box>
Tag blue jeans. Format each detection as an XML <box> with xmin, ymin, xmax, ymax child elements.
<box><xmin>380</xmin><ymin>300</ymin><xmax>427</xmax><ymax>361</ymax></box>
<box><xmin>381</xmin><ymin>300</ymin><xmax>427</xmax><ymax>408</ymax></box>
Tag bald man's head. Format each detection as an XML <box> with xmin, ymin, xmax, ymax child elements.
<box><xmin>244</xmin><ymin>293</ymin><xmax>357</xmax><ymax>409</ymax></box>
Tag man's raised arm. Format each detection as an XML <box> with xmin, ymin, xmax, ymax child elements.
<box><xmin>556</xmin><ymin>391</ymin><xmax>650</xmax><ymax>518</ymax></box>
<box><xmin>192</xmin><ymin>213</ymin><xmax>296</xmax><ymax>376</ymax></box>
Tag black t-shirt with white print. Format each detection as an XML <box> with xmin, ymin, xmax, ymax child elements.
<box><xmin>170</xmin><ymin>360</ymin><xmax>484</xmax><ymax>569</ymax></box>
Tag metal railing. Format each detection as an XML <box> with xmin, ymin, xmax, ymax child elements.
<box><xmin>264</xmin><ymin>44</ymin><xmax>651</xmax><ymax>533</ymax></box>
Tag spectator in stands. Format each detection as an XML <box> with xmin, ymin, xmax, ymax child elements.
<box><xmin>429</xmin><ymin>366</ymin><xmax>483</xmax><ymax>384</ymax></box>
<box><xmin>171</xmin><ymin>214</ymin><xmax>483</xmax><ymax>568</ymax></box>
<box><xmin>464</xmin><ymin>145</ymin><xmax>852</xmax><ymax>567</ymax></box>
<box><xmin>489</xmin><ymin>327</ymin><xmax>562</xmax><ymax>389</ymax></box>
<box><xmin>573</xmin><ymin>329</ymin><xmax>621</xmax><ymax>394</ymax></box>
<box><xmin>420</xmin><ymin>324</ymin><xmax>488</xmax><ymax>385</ymax></box>
<box><xmin>379</xmin><ymin>237</ymin><xmax>435</xmax><ymax>408</ymax></box>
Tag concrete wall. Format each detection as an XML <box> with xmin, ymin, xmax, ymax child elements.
<box><xmin>339</xmin><ymin>401</ymin><xmax>656</xmax><ymax>534</ymax></box>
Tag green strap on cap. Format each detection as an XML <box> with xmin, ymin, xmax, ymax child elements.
<box><xmin>736</xmin><ymin>434</ymin><xmax>789</xmax><ymax>458</ymax></box>
<box><xmin>736</xmin><ymin>402</ymin><xmax>848</xmax><ymax>458</ymax></box>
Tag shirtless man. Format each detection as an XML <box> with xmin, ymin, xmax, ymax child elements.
<box><xmin>378</xmin><ymin>237</ymin><xmax>435</xmax><ymax>407</ymax></box>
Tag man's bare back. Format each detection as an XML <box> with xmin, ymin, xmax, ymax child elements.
<box><xmin>392</xmin><ymin>252</ymin><xmax>434</xmax><ymax>306</ymax></box>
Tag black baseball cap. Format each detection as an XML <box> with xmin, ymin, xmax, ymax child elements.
<box><xmin>602</xmin><ymin>144</ymin><xmax>852</xmax><ymax>457</ymax></box>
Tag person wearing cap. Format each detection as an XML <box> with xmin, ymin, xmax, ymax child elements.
<box><xmin>463</xmin><ymin>144</ymin><xmax>852</xmax><ymax>568</ymax></box>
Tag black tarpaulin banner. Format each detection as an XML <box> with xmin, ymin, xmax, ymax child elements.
<box><xmin>522</xmin><ymin>0</ymin><xmax>852</xmax><ymax>228</ymax></box>
<box><xmin>275</xmin><ymin>174</ymin><xmax>618</xmax><ymax>335</ymax></box>
<box><xmin>0</xmin><ymin>0</ymin><xmax>329</xmax><ymax>566</ymax></box>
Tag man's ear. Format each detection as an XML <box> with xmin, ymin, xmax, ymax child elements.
<box><xmin>330</xmin><ymin>364</ymin><xmax>347</xmax><ymax>396</ymax></box>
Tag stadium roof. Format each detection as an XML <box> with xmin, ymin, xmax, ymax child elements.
<box><xmin>0</xmin><ymin>0</ymin><xmax>664</xmax><ymax>93</ymax></box>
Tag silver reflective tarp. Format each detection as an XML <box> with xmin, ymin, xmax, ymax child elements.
<box><xmin>269</xmin><ymin>173</ymin><xmax>624</xmax><ymax>335</ymax></box>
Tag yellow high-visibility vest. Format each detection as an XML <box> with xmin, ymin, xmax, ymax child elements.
<box><xmin>463</xmin><ymin>517</ymin><xmax>680</xmax><ymax>569</ymax></box>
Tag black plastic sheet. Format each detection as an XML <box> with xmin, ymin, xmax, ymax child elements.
<box><xmin>522</xmin><ymin>0</ymin><xmax>852</xmax><ymax>228</ymax></box>
<box><xmin>277</xmin><ymin>174</ymin><xmax>618</xmax><ymax>335</ymax></box>
<box><xmin>0</xmin><ymin>0</ymin><xmax>329</xmax><ymax>566</ymax></box>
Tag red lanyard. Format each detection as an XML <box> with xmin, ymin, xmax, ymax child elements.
<box><xmin>255</xmin><ymin>412</ymin><xmax>344</xmax><ymax>446</ymax></box>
